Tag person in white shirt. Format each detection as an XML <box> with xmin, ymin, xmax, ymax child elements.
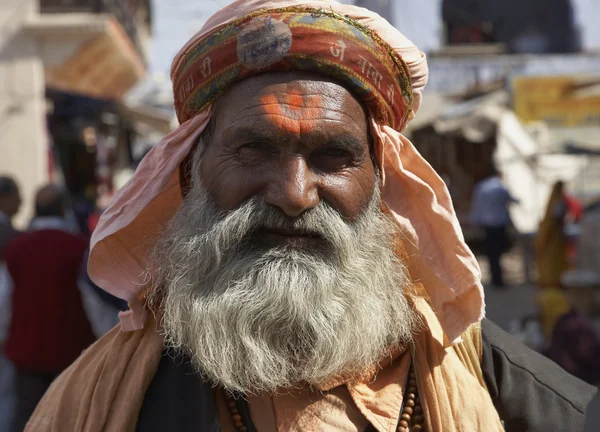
<box><xmin>470</xmin><ymin>168</ymin><xmax>519</xmax><ymax>287</ymax></box>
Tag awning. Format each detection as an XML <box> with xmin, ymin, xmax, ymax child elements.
<box><xmin>430</xmin><ymin>91</ymin><xmax>509</xmax><ymax>142</ymax></box>
<box><xmin>564</xmin><ymin>142</ymin><xmax>600</xmax><ymax>156</ymax></box>
<box><xmin>404</xmin><ymin>93</ymin><xmax>451</xmax><ymax>134</ymax></box>
<box><xmin>117</xmin><ymin>103</ymin><xmax>176</xmax><ymax>134</ymax></box>
<box><xmin>23</xmin><ymin>13</ymin><xmax>145</xmax><ymax>100</ymax></box>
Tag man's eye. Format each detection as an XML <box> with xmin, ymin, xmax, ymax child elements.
<box><xmin>237</xmin><ymin>142</ymin><xmax>277</xmax><ymax>163</ymax></box>
<box><xmin>311</xmin><ymin>147</ymin><xmax>357</xmax><ymax>171</ymax></box>
<box><xmin>320</xmin><ymin>148</ymin><xmax>352</xmax><ymax>158</ymax></box>
<box><xmin>238</xmin><ymin>142</ymin><xmax>277</xmax><ymax>154</ymax></box>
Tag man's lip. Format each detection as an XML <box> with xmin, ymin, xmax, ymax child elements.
<box><xmin>256</xmin><ymin>228</ymin><xmax>325</xmax><ymax>248</ymax></box>
<box><xmin>260</xmin><ymin>227</ymin><xmax>319</xmax><ymax>237</ymax></box>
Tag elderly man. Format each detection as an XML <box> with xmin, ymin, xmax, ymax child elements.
<box><xmin>28</xmin><ymin>1</ymin><xmax>595</xmax><ymax>431</ymax></box>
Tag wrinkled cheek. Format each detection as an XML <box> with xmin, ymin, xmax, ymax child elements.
<box><xmin>321</xmin><ymin>175</ymin><xmax>376</xmax><ymax>222</ymax></box>
<box><xmin>206</xmin><ymin>167</ymin><xmax>266</xmax><ymax>211</ymax></box>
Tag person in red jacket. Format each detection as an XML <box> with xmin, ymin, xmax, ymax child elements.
<box><xmin>2</xmin><ymin>184</ymin><xmax>95</xmax><ymax>431</ymax></box>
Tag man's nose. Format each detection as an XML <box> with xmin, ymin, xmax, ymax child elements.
<box><xmin>264</xmin><ymin>157</ymin><xmax>319</xmax><ymax>217</ymax></box>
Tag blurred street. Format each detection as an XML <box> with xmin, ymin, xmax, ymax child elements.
<box><xmin>1</xmin><ymin>0</ymin><xmax>600</xmax><ymax>430</ymax></box>
<box><xmin>479</xmin><ymin>250</ymin><xmax>537</xmax><ymax>330</ymax></box>
<box><xmin>479</xmin><ymin>250</ymin><xmax>600</xmax><ymax>431</ymax></box>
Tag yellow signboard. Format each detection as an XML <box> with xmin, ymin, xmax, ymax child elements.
<box><xmin>512</xmin><ymin>76</ymin><xmax>600</xmax><ymax>127</ymax></box>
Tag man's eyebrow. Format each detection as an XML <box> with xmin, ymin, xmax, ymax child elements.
<box><xmin>224</xmin><ymin>125</ymin><xmax>368</xmax><ymax>154</ymax></box>
<box><xmin>323</xmin><ymin>135</ymin><xmax>367</xmax><ymax>153</ymax></box>
<box><xmin>225</xmin><ymin>125</ymin><xmax>279</xmax><ymax>142</ymax></box>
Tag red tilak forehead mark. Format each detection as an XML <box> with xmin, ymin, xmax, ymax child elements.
<box><xmin>260</xmin><ymin>90</ymin><xmax>324</xmax><ymax>134</ymax></box>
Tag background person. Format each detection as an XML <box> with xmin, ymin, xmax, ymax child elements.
<box><xmin>0</xmin><ymin>176</ymin><xmax>21</xmax><ymax>432</ymax></box>
<box><xmin>536</xmin><ymin>181</ymin><xmax>581</xmax><ymax>288</ymax></box>
<box><xmin>2</xmin><ymin>184</ymin><xmax>107</xmax><ymax>431</ymax></box>
<box><xmin>470</xmin><ymin>167</ymin><xmax>519</xmax><ymax>287</ymax></box>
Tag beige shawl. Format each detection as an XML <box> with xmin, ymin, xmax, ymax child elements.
<box><xmin>27</xmin><ymin>290</ymin><xmax>503</xmax><ymax>431</ymax></box>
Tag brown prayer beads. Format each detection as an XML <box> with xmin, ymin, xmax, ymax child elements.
<box><xmin>223</xmin><ymin>392</ymin><xmax>248</xmax><ymax>432</ymax></box>
<box><xmin>397</xmin><ymin>367</ymin><xmax>425</xmax><ymax>432</ymax></box>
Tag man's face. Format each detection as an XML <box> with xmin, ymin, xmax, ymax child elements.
<box><xmin>150</xmin><ymin>73</ymin><xmax>416</xmax><ymax>394</ymax></box>
<box><xmin>200</xmin><ymin>73</ymin><xmax>376</xmax><ymax>247</ymax></box>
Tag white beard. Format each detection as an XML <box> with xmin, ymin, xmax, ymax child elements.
<box><xmin>148</xmin><ymin>151</ymin><xmax>418</xmax><ymax>394</ymax></box>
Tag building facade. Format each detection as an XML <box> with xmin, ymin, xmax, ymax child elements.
<box><xmin>442</xmin><ymin>0</ymin><xmax>580</xmax><ymax>53</ymax></box>
<box><xmin>355</xmin><ymin>0</ymin><xmax>600</xmax><ymax>54</ymax></box>
<box><xmin>0</xmin><ymin>0</ymin><xmax>151</xmax><ymax>227</ymax></box>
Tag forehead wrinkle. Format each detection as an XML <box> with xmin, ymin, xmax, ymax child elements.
<box><xmin>224</xmin><ymin>88</ymin><xmax>348</xmax><ymax>117</ymax></box>
<box><xmin>233</xmin><ymin>123</ymin><xmax>363</xmax><ymax>150</ymax></box>
<box><xmin>223</xmin><ymin>119</ymin><xmax>366</xmax><ymax>150</ymax></box>
<box><xmin>215</xmin><ymin>76</ymin><xmax>369</xmax><ymax>140</ymax></box>
<box><xmin>267</xmin><ymin>90</ymin><xmax>344</xmax><ymax>99</ymax></box>
<box><xmin>258</xmin><ymin>100</ymin><xmax>342</xmax><ymax>113</ymax></box>
<box><xmin>257</xmin><ymin>113</ymin><xmax>349</xmax><ymax>124</ymax></box>
<box><xmin>228</xmin><ymin>106</ymin><xmax>359</xmax><ymax>127</ymax></box>
<box><xmin>284</xmin><ymin>90</ymin><xmax>304</xmax><ymax>108</ymax></box>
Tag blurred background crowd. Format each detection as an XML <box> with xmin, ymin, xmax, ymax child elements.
<box><xmin>1</xmin><ymin>0</ymin><xmax>600</xmax><ymax>430</ymax></box>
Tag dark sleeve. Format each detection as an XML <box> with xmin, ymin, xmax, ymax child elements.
<box><xmin>480</xmin><ymin>318</ymin><xmax>597</xmax><ymax>432</ymax></box>
<box><xmin>137</xmin><ymin>351</ymin><xmax>221</xmax><ymax>432</ymax></box>
<box><xmin>79</xmin><ymin>247</ymin><xmax>129</xmax><ymax>312</ymax></box>
<box><xmin>86</xmin><ymin>274</ymin><xmax>130</xmax><ymax>312</ymax></box>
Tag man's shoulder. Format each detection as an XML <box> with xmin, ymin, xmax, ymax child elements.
<box><xmin>480</xmin><ymin>318</ymin><xmax>597</xmax><ymax>432</ymax></box>
<box><xmin>5</xmin><ymin>229</ymin><xmax>85</xmax><ymax>257</ymax></box>
<box><xmin>54</xmin><ymin>230</ymin><xmax>89</xmax><ymax>250</ymax></box>
<box><xmin>28</xmin><ymin>229</ymin><xmax>88</xmax><ymax>250</ymax></box>
<box><xmin>4</xmin><ymin>230</ymin><xmax>35</xmax><ymax>254</ymax></box>
<box><xmin>474</xmin><ymin>177</ymin><xmax>501</xmax><ymax>196</ymax></box>
<box><xmin>26</xmin><ymin>318</ymin><xmax>163</xmax><ymax>431</ymax></box>
<box><xmin>37</xmin><ymin>228</ymin><xmax>87</xmax><ymax>241</ymax></box>
<box><xmin>0</xmin><ymin>225</ymin><xmax>21</xmax><ymax>255</ymax></box>
<box><xmin>0</xmin><ymin>223</ymin><xmax>18</xmax><ymax>238</ymax></box>
<box><xmin>481</xmin><ymin>177</ymin><xmax>505</xmax><ymax>191</ymax></box>
<box><xmin>25</xmin><ymin>327</ymin><xmax>120</xmax><ymax>430</ymax></box>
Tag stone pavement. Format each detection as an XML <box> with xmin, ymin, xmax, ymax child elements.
<box><xmin>479</xmin><ymin>250</ymin><xmax>537</xmax><ymax>329</ymax></box>
<box><xmin>477</xmin><ymin>251</ymin><xmax>600</xmax><ymax>431</ymax></box>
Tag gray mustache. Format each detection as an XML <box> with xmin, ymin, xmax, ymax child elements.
<box><xmin>215</xmin><ymin>198</ymin><xmax>352</xmax><ymax>246</ymax></box>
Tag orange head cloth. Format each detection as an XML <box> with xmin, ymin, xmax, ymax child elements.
<box><xmin>88</xmin><ymin>0</ymin><xmax>483</xmax><ymax>345</ymax></box>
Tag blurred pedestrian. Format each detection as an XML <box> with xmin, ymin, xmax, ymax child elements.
<box><xmin>538</xmin><ymin>287</ymin><xmax>572</xmax><ymax>344</ymax></box>
<box><xmin>470</xmin><ymin>167</ymin><xmax>519</xmax><ymax>287</ymax></box>
<box><xmin>536</xmin><ymin>181</ymin><xmax>580</xmax><ymax>288</ymax></box>
<box><xmin>541</xmin><ymin>286</ymin><xmax>600</xmax><ymax>385</ymax></box>
<box><xmin>0</xmin><ymin>176</ymin><xmax>21</xmax><ymax>432</ymax></box>
<box><xmin>0</xmin><ymin>177</ymin><xmax>21</xmax><ymax>257</ymax></box>
<box><xmin>576</xmin><ymin>198</ymin><xmax>600</xmax><ymax>278</ymax></box>
<box><xmin>2</xmin><ymin>184</ymin><xmax>97</xmax><ymax>431</ymax></box>
<box><xmin>78</xmin><ymin>248</ymin><xmax>129</xmax><ymax>336</ymax></box>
